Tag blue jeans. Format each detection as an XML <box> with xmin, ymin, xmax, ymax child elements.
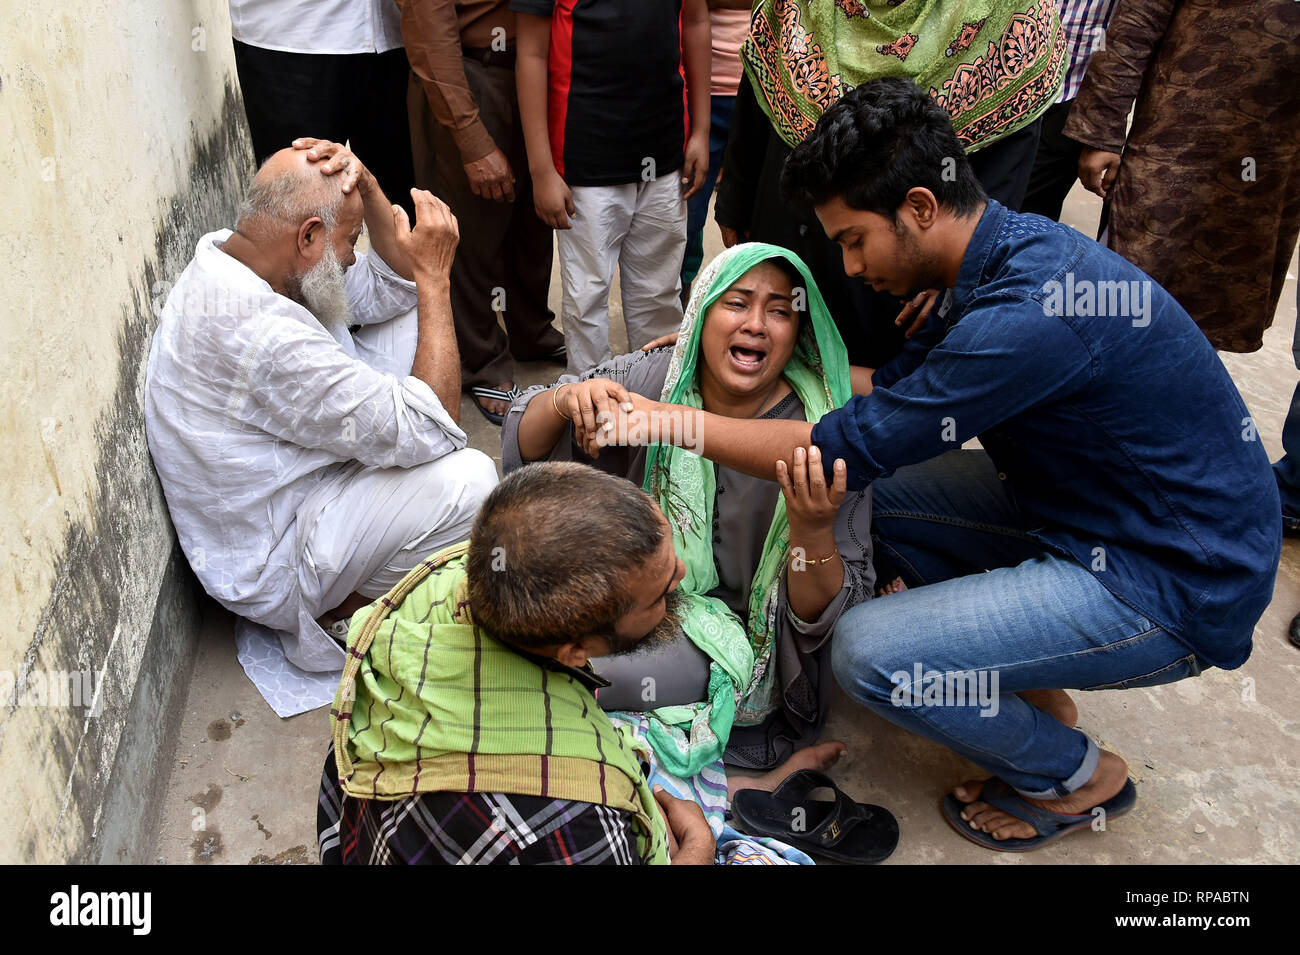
<box><xmin>1272</xmin><ymin>282</ymin><xmax>1300</xmax><ymax>518</ymax></box>
<box><xmin>833</xmin><ymin>450</ymin><xmax>1207</xmax><ymax>799</ymax></box>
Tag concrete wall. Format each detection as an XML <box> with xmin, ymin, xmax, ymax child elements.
<box><xmin>0</xmin><ymin>1</ymin><xmax>252</xmax><ymax>862</ymax></box>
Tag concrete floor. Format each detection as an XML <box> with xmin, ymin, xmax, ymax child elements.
<box><xmin>152</xmin><ymin>185</ymin><xmax>1300</xmax><ymax>865</ymax></box>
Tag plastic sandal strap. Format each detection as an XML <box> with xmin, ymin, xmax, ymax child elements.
<box><xmin>977</xmin><ymin>779</ymin><xmax>1089</xmax><ymax>838</ymax></box>
<box><xmin>767</xmin><ymin>770</ymin><xmax>865</xmax><ymax>849</ymax></box>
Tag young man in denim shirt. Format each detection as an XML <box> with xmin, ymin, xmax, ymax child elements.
<box><xmin>594</xmin><ymin>77</ymin><xmax>1280</xmax><ymax>851</ymax></box>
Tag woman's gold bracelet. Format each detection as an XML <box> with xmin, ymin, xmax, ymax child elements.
<box><xmin>551</xmin><ymin>383</ymin><xmax>572</xmax><ymax>420</ymax></box>
<box><xmin>796</xmin><ymin>549</ymin><xmax>839</xmax><ymax>565</ymax></box>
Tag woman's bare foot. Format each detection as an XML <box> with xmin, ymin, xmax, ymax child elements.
<box><xmin>876</xmin><ymin>576</ymin><xmax>906</xmax><ymax>597</ymax></box>
<box><xmin>726</xmin><ymin>740</ymin><xmax>847</xmax><ymax>801</ymax></box>
<box><xmin>951</xmin><ymin>749</ymin><xmax>1128</xmax><ymax>842</ymax></box>
<box><xmin>1018</xmin><ymin>689</ymin><xmax>1078</xmax><ymax>727</ymax></box>
<box><xmin>474</xmin><ymin>380</ymin><xmax>515</xmax><ymax>417</ymax></box>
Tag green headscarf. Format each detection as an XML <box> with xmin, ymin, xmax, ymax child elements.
<box><xmin>742</xmin><ymin>0</ymin><xmax>1067</xmax><ymax>151</ymax></box>
<box><xmin>638</xmin><ymin>243</ymin><xmax>851</xmax><ymax>777</ymax></box>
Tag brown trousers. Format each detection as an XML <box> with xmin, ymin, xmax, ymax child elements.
<box><xmin>408</xmin><ymin>58</ymin><xmax>562</xmax><ymax>390</ymax></box>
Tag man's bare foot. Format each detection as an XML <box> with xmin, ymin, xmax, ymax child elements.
<box><xmin>726</xmin><ymin>740</ymin><xmax>847</xmax><ymax>801</ymax></box>
<box><xmin>1018</xmin><ymin>689</ymin><xmax>1078</xmax><ymax>727</ymax></box>
<box><xmin>474</xmin><ymin>380</ymin><xmax>514</xmax><ymax>417</ymax></box>
<box><xmin>876</xmin><ymin>576</ymin><xmax>906</xmax><ymax>597</ymax></box>
<box><xmin>951</xmin><ymin>749</ymin><xmax>1128</xmax><ymax>841</ymax></box>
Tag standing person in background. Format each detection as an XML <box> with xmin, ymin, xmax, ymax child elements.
<box><xmin>400</xmin><ymin>0</ymin><xmax>566</xmax><ymax>426</ymax></box>
<box><xmin>680</xmin><ymin>1</ymin><xmax>752</xmax><ymax>307</ymax></box>
<box><xmin>1066</xmin><ymin>2</ymin><xmax>1300</xmax><ymax>653</ymax></box>
<box><xmin>229</xmin><ymin>0</ymin><xmax>417</xmax><ymax>217</ymax></box>
<box><xmin>1064</xmin><ymin>0</ymin><xmax>1300</xmax><ymax>354</ymax></box>
<box><xmin>1020</xmin><ymin>0</ymin><xmax>1121</xmax><ymax>221</ymax></box>
<box><xmin>513</xmin><ymin>0</ymin><xmax>713</xmax><ymax>376</ymax></box>
<box><xmin>715</xmin><ymin>0</ymin><xmax>1067</xmax><ymax>370</ymax></box>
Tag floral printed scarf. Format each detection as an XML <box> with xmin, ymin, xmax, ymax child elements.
<box><xmin>742</xmin><ymin>0</ymin><xmax>1067</xmax><ymax>151</ymax></box>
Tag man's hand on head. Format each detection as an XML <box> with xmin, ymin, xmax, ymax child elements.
<box><xmin>293</xmin><ymin>137</ymin><xmax>375</xmax><ymax>196</ymax></box>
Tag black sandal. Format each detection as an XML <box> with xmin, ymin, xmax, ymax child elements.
<box><xmin>469</xmin><ymin>385</ymin><xmax>522</xmax><ymax>426</ymax></box>
<box><xmin>730</xmin><ymin>769</ymin><xmax>899</xmax><ymax>864</ymax></box>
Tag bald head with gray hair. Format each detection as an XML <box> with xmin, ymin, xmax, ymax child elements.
<box><xmin>228</xmin><ymin>147</ymin><xmax>363</xmax><ymax>327</ymax></box>
<box><xmin>236</xmin><ymin>148</ymin><xmax>348</xmax><ymax>238</ymax></box>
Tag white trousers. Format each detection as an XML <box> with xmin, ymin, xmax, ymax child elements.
<box><xmin>275</xmin><ymin>308</ymin><xmax>499</xmax><ymax>672</ymax></box>
<box><xmin>296</xmin><ymin>448</ymin><xmax>497</xmax><ymax>603</ymax></box>
<box><xmin>557</xmin><ymin>174</ymin><xmax>687</xmax><ymax>375</ymax></box>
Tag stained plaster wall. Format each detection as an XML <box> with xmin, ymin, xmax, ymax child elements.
<box><xmin>1</xmin><ymin>1</ymin><xmax>253</xmax><ymax>863</ymax></box>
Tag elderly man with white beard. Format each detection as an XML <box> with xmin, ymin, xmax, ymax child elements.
<box><xmin>145</xmin><ymin>138</ymin><xmax>497</xmax><ymax>672</ymax></box>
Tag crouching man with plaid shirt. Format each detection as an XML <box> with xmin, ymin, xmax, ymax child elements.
<box><xmin>317</xmin><ymin>461</ymin><xmax>713</xmax><ymax>864</ymax></box>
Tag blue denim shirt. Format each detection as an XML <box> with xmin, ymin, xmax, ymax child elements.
<box><xmin>811</xmin><ymin>200</ymin><xmax>1280</xmax><ymax>669</ymax></box>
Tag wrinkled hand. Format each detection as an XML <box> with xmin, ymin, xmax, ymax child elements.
<box><xmin>894</xmin><ymin>288</ymin><xmax>941</xmax><ymax>340</ymax></box>
<box><xmin>718</xmin><ymin>223</ymin><xmax>748</xmax><ymax>249</ymax></box>
<box><xmin>293</xmin><ymin>137</ymin><xmax>374</xmax><ymax>196</ymax></box>
<box><xmin>392</xmin><ymin>189</ymin><xmax>459</xmax><ymax>281</ymax></box>
<box><xmin>641</xmin><ymin>331</ymin><xmax>680</xmax><ymax>352</ymax></box>
<box><xmin>1078</xmin><ymin>147</ymin><xmax>1122</xmax><ymax>200</ymax></box>
<box><xmin>582</xmin><ymin>391</ymin><xmax>662</xmax><ymax>457</ymax></box>
<box><xmin>654</xmin><ymin>786</ymin><xmax>714</xmax><ymax>865</ymax></box>
<box><xmin>681</xmin><ymin>132</ymin><xmax>709</xmax><ymax>200</ymax></box>
<box><xmin>464</xmin><ymin>147</ymin><xmax>516</xmax><ymax>202</ymax></box>
<box><xmin>777</xmin><ymin>445</ymin><xmax>846</xmax><ymax>536</ymax></box>
<box><xmin>553</xmin><ymin>378</ymin><xmax>633</xmax><ymax>458</ymax></box>
<box><xmin>534</xmin><ymin>168</ymin><xmax>576</xmax><ymax>230</ymax></box>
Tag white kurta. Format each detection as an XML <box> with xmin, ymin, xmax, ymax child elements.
<box><xmin>145</xmin><ymin>230</ymin><xmax>472</xmax><ymax>670</ymax></box>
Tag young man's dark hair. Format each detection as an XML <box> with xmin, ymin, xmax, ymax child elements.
<box><xmin>781</xmin><ymin>76</ymin><xmax>986</xmax><ymax>221</ymax></box>
<box><xmin>467</xmin><ymin>461</ymin><xmax>665</xmax><ymax>650</ymax></box>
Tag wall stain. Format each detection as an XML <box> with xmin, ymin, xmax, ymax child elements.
<box><xmin>38</xmin><ymin>432</ymin><xmax>62</xmax><ymax>496</ymax></box>
<box><xmin>2</xmin><ymin>79</ymin><xmax>253</xmax><ymax>863</ymax></box>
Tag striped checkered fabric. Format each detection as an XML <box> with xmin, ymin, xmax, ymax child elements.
<box><xmin>317</xmin><ymin>747</ymin><xmax>643</xmax><ymax>864</ymax></box>
<box><xmin>329</xmin><ymin>541</ymin><xmax>670</xmax><ymax>863</ymax></box>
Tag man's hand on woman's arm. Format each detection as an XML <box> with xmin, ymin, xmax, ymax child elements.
<box><xmin>517</xmin><ymin>377</ymin><xmax>634</xmax><ymax>462</ymax></box>
<box><xmin>590</xmin><ymin>392</ymin><xmax>815</xmax><ymax>480</ymax></box>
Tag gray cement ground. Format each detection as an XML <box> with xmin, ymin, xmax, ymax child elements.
<box><xmin>152</xmin><ymin>185</ymin><xmax>1299</xmax><ymax>865</ymax></box>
